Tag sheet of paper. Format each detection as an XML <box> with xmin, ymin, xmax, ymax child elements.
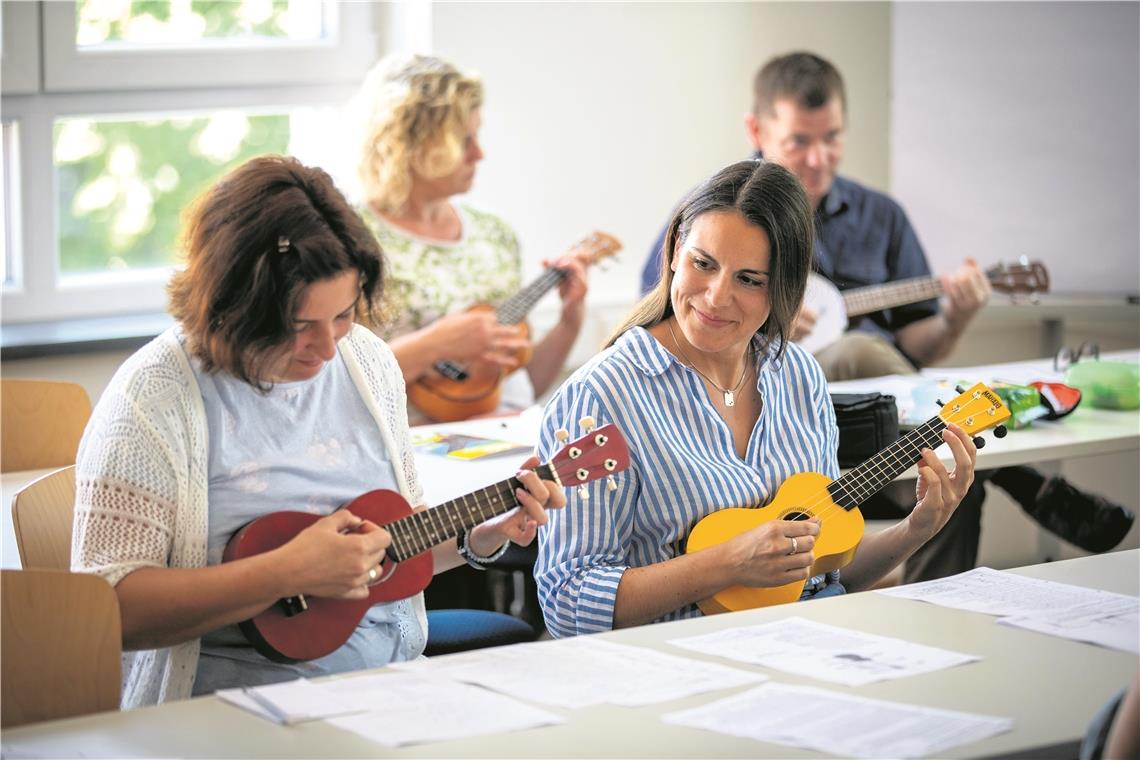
<box><xmin>875</xmin><ymin>566</ymin><xmax>1109</xmax><ymax>616</ymax></box>
<box><xmin>322</xmin><ymin>672</ymin><xmax>563</xmax><ymax>747</ymax></box>
<box><xmin>667</xmin><ymin>616</ymin><xmax>980</xmax><ymax>686</ymax></box>
<box><xmin>215</xmin><ymin>678</ymin><xmax>364</xmax><ymax>725</ymax></box>
<box><xmin>662</xmin><ymin>682</ymin><xmax>1014</xmax><ymax>759</ymax></box>
<box><xmin>391</xmin><ymin>636</ymin><xmax>765</xmax><ymax>708</ymax></box>
<box><xmin>998</xmin><ymin>592</ymin><xmax>1140</xmax><ymax>654</ymax></box>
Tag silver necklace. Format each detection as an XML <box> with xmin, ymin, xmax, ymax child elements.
<box><xmin>665</xmin><ymin>320</ymin><xmax>750</xmax><ymax>407</ymax></box>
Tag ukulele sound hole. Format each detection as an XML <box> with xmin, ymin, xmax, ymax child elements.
<box><xmin>783</xmin><ymin>510</ymin><xmax>812</xmax><ymax>522</ymax></box>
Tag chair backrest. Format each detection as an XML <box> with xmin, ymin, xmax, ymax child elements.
<box><xmin>11</xmin><ymin>465</ymin><xmax>77</xmax><ymax>570</ymax></box>
<box><xmin>1</xmin><ymin>378</ymin><xmax>92</xmax><ymax>472</ymax></box>
<box><xmin>1</xmin><ymin>568</ymin><xmax>121</xmax><ymax>727</ymax></box>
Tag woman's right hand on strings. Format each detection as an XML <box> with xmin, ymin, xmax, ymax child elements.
<box><xmin>724</xmin><ymin>518</ymin><xmax>819</xmax><ymax>588</ymax></box>
<box><xmin>275</xmin><ymin>510</ymin><xmax>392</xmax><ymax>600</ymax></box>
<box><xmin>429</xmin><ymin>310</ymin><xmax>530</xmax><ymax>367</ymax></box>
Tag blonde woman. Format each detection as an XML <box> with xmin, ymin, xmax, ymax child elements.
<box><xmin>353</xmin><ymin>53</ymin><xmax>590</xmax><ymax>425</ymax></box>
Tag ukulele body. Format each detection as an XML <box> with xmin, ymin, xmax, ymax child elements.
<box><xmin>222</xmin><ymin>489</ymin><xmax>430</xmax><ymax>663</ymax></box>
<box><xmin>407</xmin><ymin>304</ymin><xmax>533</xmax><ymax>422</ymax></box>
<box><xmin>686</xmin><ymin>471</ymin><xmax>864</xmax><ymax>614</ymax></box>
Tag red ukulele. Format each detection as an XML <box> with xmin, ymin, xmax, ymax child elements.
<box><xmin>223</xmin><ymin>419</ymin><xmax>630</xmax><ymax>663</ymax></box>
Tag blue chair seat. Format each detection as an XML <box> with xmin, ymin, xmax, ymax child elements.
<box><xmin>425</xmin><ymin>609</ymin><xmax>536</xmax><ymax>656</ymax></box>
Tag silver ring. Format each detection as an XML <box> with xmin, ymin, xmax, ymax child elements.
<box><xmin>788</xmin><ymin>537</ymin><xmax>798</xmax><ymax>555</ymax></box>
<box><xmin>368</xmin><ymin>567</ymin><xmax>379</xmax><ymax>583</ymax></box>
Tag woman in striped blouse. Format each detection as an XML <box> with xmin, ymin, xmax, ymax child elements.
<box><xmin>534</xmin><ymin>160</ymin><xmax>977</xmax><ymax>637</ymax></box>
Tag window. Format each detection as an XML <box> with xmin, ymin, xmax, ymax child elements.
<box><xmin>1</xmin><ymin>1</ymin><xmax>380</xmax><ymax>324</ymax></box>
<box><xmin>1</xmin><ymin>121</ymin><xmax>20</xmax><ymax>287</ymax></box>
<box><xmin>43</xmin><ymin>1</ymin><xmax>376</xmax><ymax>91</ymax></box>
<box><xmin>55</xmin><ymin>111</ymin><xmax>294</xmax><ymax>278</ymax></box>
<box><xmin>75</xmin><ymin>0</ymin><xmax>330</xmax><ymax>48</ymax></box>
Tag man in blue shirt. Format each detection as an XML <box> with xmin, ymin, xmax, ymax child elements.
<box><xmin>640</xmin><ymin>52</ymin><xmax>1132</xmax><ymax>582</ymax></box>
<box><xmin>640</xmin><ymin>52</ymin><xmax>991</xmax><ymax>380</ymax></box>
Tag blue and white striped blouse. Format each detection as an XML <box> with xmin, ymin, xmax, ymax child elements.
<box><xmin>535</xmin><ymin>326</ymin><xmax>840</xmax><ymax>637</ymax></box>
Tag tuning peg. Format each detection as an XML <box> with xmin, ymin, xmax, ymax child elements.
<box><xmin>554</xmin><ymin>428</ymin><xmax>569</xmax><ymax>443</ymax></box>
<box><xmin>955</xmin><ymin>385</ymin><xmax>967</xmax><ymax>394</ymax></box>
<box><xmin>577</xmin><ymin>485</ymin><xmax>590</xmax><ymax>501</ymax></box>
<box><xmin>579</xmin><ymin>416</ymin><xmax>596</xmax><ymax>432</ymax></box>
<box><xmin>606</xmin><ymin>475</ymin><xmax>618</xmax><ymax>492</ymax></box>
<box><xmin>993</xmin><ymin>425</ymin><xmax>1008</xmax><ymax>438</ymax></box>
<box><xmin>935</xmin><ymin>398</ymin><xmax>945</xmax><ymax>407</ymax></box>
<box><xmin>972</xmin><ymin>436</ymin><xmax>986</xmax><ymax>449</ymax></box>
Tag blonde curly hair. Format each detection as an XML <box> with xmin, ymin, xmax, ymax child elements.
<box><xmin>355</xmin><ymin>53</ymin><xmax>484</xmax><ymax>213</ymax></box>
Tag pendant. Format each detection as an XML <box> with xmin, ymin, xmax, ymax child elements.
<box><xmin>724</xmin><ymin>391</ymin><xmax>735</xmax><ymax>407</ymax></box>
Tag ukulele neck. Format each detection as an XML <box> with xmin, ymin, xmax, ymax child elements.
<box><xmin>496</xmin><ymin>269</ymin><xmax>566</xmax><ymax>325</ymax></box>
<box><xmin>385</xmin><ymin>463</ymin><xmax>554</xmax><ymax>560</ymax></box>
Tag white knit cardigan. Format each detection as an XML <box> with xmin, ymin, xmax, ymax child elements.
<box><xmin>71</xmin><ymin>324</ymin><xmax>428</xmax><ymax>708</ymax></box>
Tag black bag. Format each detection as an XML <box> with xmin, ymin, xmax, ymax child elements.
<box><xmin>830</xmin><ymin>392</ymin><xmax>899</xmax><ymax>468</ymax></box>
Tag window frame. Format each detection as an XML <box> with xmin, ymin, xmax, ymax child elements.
<box><xmin>1</xmin><ymin>1</ymin><xmax>42</xmax><ymax>95</ymax></box>
<box><xmin>41</xmin><ymin>1</ymin><xmax>376</xmax><ymax>91</ymax></box>
<box><xmin>1</xmin><ymin>1</ymin><xmax>381</xmax><ymax>325</ymax></box>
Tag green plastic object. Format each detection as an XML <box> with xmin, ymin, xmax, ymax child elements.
<box><xmin>1064</xmin><ymin>360</ymin><xmax>1140</xmax><ymax>410</ymax></box>
<box><xmin>988</xmin><ymin>383</ymin><xmax>1044</xmax><ymax>429</ymax></box>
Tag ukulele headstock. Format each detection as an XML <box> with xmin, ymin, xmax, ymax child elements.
<box><xmin>550</xmin><ymin>417</ymin><xmax>631</xmax><ymax>499</ymax></box>
<box><xmin>938</xmin><ymin>383</ymin><xmax>1012</xmax><ymax>437</ymax></box>
<box><xmin>568</xmin><ymin>231</ymin><xmax>623</xmax><ymax>267</ymax></box>
<box><xmin>987</xmin><ymin>258</ymin><xmax>1050</xmax><ymax>301</ymax></box>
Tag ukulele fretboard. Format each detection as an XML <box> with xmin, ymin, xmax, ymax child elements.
<box><xmin>385</xmin><ymin>463</ymin><xmax>554</xmax><ymax>560</ymax></box>
<box><xmin>842</xmin><ymin>277</ymin><xmax>944</xmax><ymax>318</ymax></box>
<box><xmin>826</xmin><ymin>416</ymin><xmax>949</xmax><ymax>510</ymax></box>
<box><xmin>496</xmin><ymin>268</ymin><xmax>567</xmax><ymax>325</ymax></box>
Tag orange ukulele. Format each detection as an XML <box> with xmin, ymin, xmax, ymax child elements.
<box><xmin>224</xmin><ymin>418</ymin><xmax>630</xmax><ymax>663</ymax></box>
<box><xmin>685</xmin><ymin>383</ymin><xmax>1011</xmax><ymax>614</ymax></box>
<box><xmin>407</xmin><ymin>231</ymin><xmax>622</xmax><ymax>423</ymax></box>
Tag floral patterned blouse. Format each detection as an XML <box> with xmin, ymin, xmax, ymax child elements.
<box><xmin>360</xmin><ymin>204</ymin><xmax>535</xmax><ymax>423</ymax></box>
<box><xmin>361</xmin><ymin>204</ymin><xmax>523</xmax><ymax>341</ymax></box>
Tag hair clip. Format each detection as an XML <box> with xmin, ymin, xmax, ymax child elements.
<box><xmin>277</xmin><ymin>236</ymin><xmax>290</xmax><ymax>253</ymax></box>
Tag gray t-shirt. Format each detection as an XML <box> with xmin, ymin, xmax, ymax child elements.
<box><xmin>190</xmin><ymin>347</ymin><xmax>422</xmax><ymax>695</ymax></box>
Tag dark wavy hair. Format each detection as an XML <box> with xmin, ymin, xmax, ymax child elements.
<box><xmin>168</xmin><ymin>155</ymin><xmax>384</xmax><ymax>388</ymax></box>
<box><xmin>607</xmin><ymin>160</ymin><xmax>813</xmax><ymax>358</ymax></box>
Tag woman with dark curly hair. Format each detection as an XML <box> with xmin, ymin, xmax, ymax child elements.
<box><xmin>71</xmin><ymin>155</ymin><xmax>563</xmax><ymax>707</ymax></box>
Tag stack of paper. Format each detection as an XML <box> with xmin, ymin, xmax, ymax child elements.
<box><xmin>392</xmin><ymin>636</ymin><xmax>765</xmax><ymax>708</ymax></box>
<box><xmin>668</xmin><ymin>616</ymin><xmax>980</xmax><ymax>686</ymax></box>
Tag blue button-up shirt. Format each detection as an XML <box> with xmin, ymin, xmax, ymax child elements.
<box><xmin>534</xmin><ymin>327</ymin><xmax>840</xmax><ymax>637</ymax></box>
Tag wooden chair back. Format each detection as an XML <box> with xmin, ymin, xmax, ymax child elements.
<box><xmin>11</xmin><ymin>466</ymin><xmax>77</xmax><ymax>570</ymax></box>
<box><xmin>1</xmin><ymin>569</ymin><xmax>121</xmax><ymax>727</ymax></box>
<box><xmin>1</xmin><ymin>378</ymin><xmax>92</xmax><ymax>472</ymax></box>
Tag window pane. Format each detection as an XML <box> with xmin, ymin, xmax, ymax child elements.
<box><xmin>54</xmin><ymin>111</ymin><xmax>305</xmax><ymax>278</ymax></box>
<box><xmin>76</xmin><ymin>0</ymin><xmax>330</xmax><ymax>48</ymax></box>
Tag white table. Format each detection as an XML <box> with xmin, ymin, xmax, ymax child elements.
<box><xmin>410</xmin><ymin>407</ymin><xmax>544</xmax><ymax>507</ymax></box>
<box><xmin>830</xmin><ymin>350</ymin><xmax>1140</xmax><ymax>476</ymax></box>
<box><xmin>5</xmin><ymin>352</ymin><xmax>1137</xmax><ymax>568</ymax></box>
<box><xmin>3</xmin><ymin>549</ymin><xmax>1136</xmax><ymax>758</ymax></box>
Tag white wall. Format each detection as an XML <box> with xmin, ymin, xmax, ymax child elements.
<box><xmin>891</xmin><ymin>1</ymin><xmax>1140</xmax><ymax>295</ymax></box>
<box><xmin>430</xmin><ymin>1</ymin><xmax>892</xmax><ymax>335</ymax></box>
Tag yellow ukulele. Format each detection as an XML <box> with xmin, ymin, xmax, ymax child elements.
<box><xmin>407</xmin><ymin>231</ymin><xmax>622</xmax><ymax>423</ymax></box>
<box><xmin>685</xmin><ymin>383</ymin><xmax>1011</xmax><ymax>614</ymax></box>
